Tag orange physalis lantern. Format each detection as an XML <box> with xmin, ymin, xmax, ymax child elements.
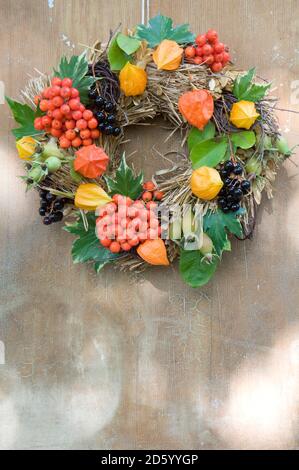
<box><xmin>74</xmin><ymin>144</ymin><xmax>109</xmax><ymax>179</ymax></box>
<box><xmin>137</xmin><ymin>239</ymin><xmax>170</xmax><ymax>266</ymax></box>
<box><xmin>152</xmin><ymin>39</ymin><xmax>183</xmax><ymax>71</ymax></box>
<box><xmin>230</xmin><ymin>100</ymin><xmax>259</xmax><ymax>129</ymax></box>
<box><xmin>178</xmin><ymin>89</ymin><xmax>214</xmax><ymax>130</ymax></box>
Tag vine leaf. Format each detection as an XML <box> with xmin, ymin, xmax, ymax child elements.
<box><xmin>203</xmin><ymin>209</ymin><xmax>243</xmax><ymax>256</ymax></box>
<box><xmin>179</xmin><ymin>249</ymin><xmax>218</xmax><ymax>288</ymax></box>
<box><xmin>233</xmin><ymin>68</ymin><xmax>255</xmax><ymax>99</ymax></box>
<box><xmin>54</xmin><ymin>52</ymin><xmax>95</xmax><ymax>103</ymax></box>
<box><xmin>233</xmin><ymin>68</ymin><xmax>271</xmax><ymax>102</ymax></box>
<box><xmin>241</xmin><ymin>83</ymin><xmax>271</xmax><ymax>102</ymax></box>
<box><xmin>190</xmin><ymin>137</ymin><xmax>228</xmax><ymax>169</ymax></box>
<box><xmin>104</xmin><ymin>153</ymin><xmax>143</xmax><ymax>199</ymax></box>
<box><xmin>64</xmin><ymin>212</ymin><xmax>120</xmax><ymax>270</ymax></box>
<box><xmin>94</xmin><ymin>260</ymin><xmax>109</xmax><ymax>273</ymax></box>
<box><xmin>6</xmin><ymin>97</ymin><xmax>43</xmax><ymax>139</ymax></box>
<box><xmin>135</xmin><ymin>14</ymin><xmax>195</xmax><ymax>48</ymax></box>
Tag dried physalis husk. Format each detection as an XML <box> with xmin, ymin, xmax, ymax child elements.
<box><xmin>178</xmin><ymin>89</ymin><xmax>214</xmax><ymax>130</ymax></box>
<box><xmin>119</xmin><ymin>62</ymin><xmax>147</xmax><ymax>96</ymax></box>
<box><xmin>135</xmin><ymin>40</ymin><xmax>153</xmax><ymax>69</ymax></box>
<box><xmin>230</xmin><ymin>100</ymin><xmax>259</xmax><ymax>129</ymax></box>
<box><xmin>190</xmin><ymin>166</ymin><xmax>223</xmax><ymax>200</ymax></box>
<box><xmin>152</xmin><ymin>40</ymin><xmax>183</xmax><ymax>71</ymax></box>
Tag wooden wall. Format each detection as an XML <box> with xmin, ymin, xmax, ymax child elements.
<box><xmin>0</xmin><ymin>0</ymin><xmax>298</xmax><ymax>449</ymax></box>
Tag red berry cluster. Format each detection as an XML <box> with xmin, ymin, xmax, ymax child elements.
<box><xmin>141</xmin><ymin>181</ymin><xmax>164</xmax><ymax>203</ymax></box>
<box><xmin>96</xmin><ymin>194</ymin><xmax>162</xmax><ymax>254</ymax></box>
<box><xmin>184</xmin><ymin>29</ymin><xmax>230</xmax><ymax>72</ymax></box>
<box><xmin>33</xmin><ymin>77</ymin><xmax>100</xmax><ymax>149</ymax></box>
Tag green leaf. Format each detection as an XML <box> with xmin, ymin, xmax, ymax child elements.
<box><xmin>187</xmin><ymin>122</ymin><xmax>215</xmax><ymax>152</ymax></box>
<box><xmin>203</xmin><ymin>209</ymin><xmax>243</xmax><ymax>256</ymax></box>
<box><xmin>108</xmin><ymin>37</ymin><xmax>131</xmax><ymax>71</ymax></box>
<box><xmin>135</xmin><ymin>14</ymin><xmax>195</xmax><ymax>48</ymax></box>
<box><xmin>231</xmin><ymin>131</ymin><xmax>256</xmax><ymax>149</ymax></box>
<box><xmin>223</xmin><ymin>238</ymin><xmax>231</xmax><ymax>252</ymax></box>
<box><xmin>233</xmin><ymin>68</ymin><xmax>255</xmax><ymax>100</ymax></box>
<box><xmin>241</xmin><ymin>83</ymin><xmax>271</xmax><ymax>102</ymax></box>
<box><xmin>54</xmin><ymin>52</ymin><xmax>95</xmax><ymax>103</ymax></box>
<box><xmin>223</xmin><ymin>144</ymin><xmax>232</xmax><ymax>162</ymax></box>
<box><xmin>6</xmin><ymin>97</ymin><xmax>43</xmax><ymax>139</ymax></box>
<box><xmin>94</xmin><ymin>260</ymin><xmax>109</xmax><ymax>273</ymax></box>
<box><xmin>116</xmin><ymin>33</ymin><xmax>141</xmax><ymax>55</ymax></box>
<box><xmin>104</xmin><ymin>153</ymin><xmax>143</xmax><ymax>199</ymax></box>
<box><xmin>167</xmin><ymin>24</ymin><xmax>195</xmax><ymax>45</ymax></box>
<box><xmin>233</xmin><ymin>68</ymin><xmax>271</xmax><ymax>102</ymax></box>
<box><xmin>190</xmin><ymin>137</ymin><xmax>228</xmax><ymax>169</ymax></box>
<box><xmin>64</xmin><ymin>212</ymin><xmax>120</xmax><ymax>266</ymax></box>
<box><xmin>11</xmin><ymin>124</ymin><xmax>40</xmax><ymax>140</ymax></box>
<box><xmin>7</xmin><ymin>97</ymin><xmax>35</xmax><ymax>125</ymax></box>
<box><xmin>179</xmin><ymin>249</ymin><xmax>218</xmax><ymax>288</ymax></box>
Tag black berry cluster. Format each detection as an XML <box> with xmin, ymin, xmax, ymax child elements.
<box><xmin>217</xmin><ymin>161</ymin><xmax>251</xmax><ymax>213</ymax></box>
<box><xmin>88</xmin><ymin>89</ymin><xmax>121</xmax><ymax>137</ymax></box>
<box><xmin>39</xmin><ymin>189</ymin><xmax>67</xmax><ymax>225</ymax></box>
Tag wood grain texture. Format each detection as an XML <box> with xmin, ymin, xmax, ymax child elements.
<box><xmin>0</xmin><ymin>0</ymin><xmax>299</xmax><ymax>450</ymax></box>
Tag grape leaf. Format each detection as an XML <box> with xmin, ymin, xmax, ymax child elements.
<box><xmin>108</xmin><ymin>37</ymin><xmax>131</xmax><ymax>71</ymax></box>
<box><xmin>116</xmin><ymin>33</ymin><xmax>141</xmax><ymax>55</ymax></box>
<box><xmin>187</xmin><ymin>122</ymin><xmax>216</xmax><ymax>152</ymax></box>
<box><xmin>233</xmin><ymin>68</ymin><xmax>271</xmax><ymax>102</ymax></box>
<box><xmin>231</xmin><ymin>131</ymin><xmax>256</xmax><ymax>149</ymax></box>
<box><xmin>179</xmin><ymin>249</ymin><xmax>218</xmax><ymax>288</ymax></box>
<box><xmin>11</xmin><ymin>123</ymin><xmax>41</xmax><ymax>140</ymax></box>
<box><xmin>54</xmin><ymin>52</ymin><xmax>95</xmax><ymax>104</ymax></box>
<box><xmin>94</xmin><ymin>260</ymin><xmax>109</xmax><ymax>273</ymax></box>
<box><xmin>190</xmin><ymin>137</ymin><xmax>228</xmax><ymax>169</ymax></box>
<box><xmin>240</xmin><ymin>83</ymin><xmax>271</xmax><ymax>102</ymax></box>
<box><xmin>6</xmin><ymin>97</ymin><xmax>43</xmax><ymax>139</ymax></box>
<box><xmin>233</xmin><ymin>68</ymin><xmax>255</xmax><ymax>100</ymax></box>
<box><xmin>64</xmin><ymin>212</ymin><xmax>120</xmax><ymax>269</ymax></box>
<box><xmin>135</xmin><ymin>14</ymin><xmax>195</xmax><ymax>48</ymax></box>
<box><xmin>104</xmin><ymin>153</ymin><xmax>143</xmax><ymax>199</ymax></box>
<box><xmin>223</xmin><ymin>238</ymin><xmax>232</xmax><ymax>252</ymax></box>
<box><xmin>203</xmin><ymin>209</ymin><xmax>243</xmax><ymax>256</ymax></box>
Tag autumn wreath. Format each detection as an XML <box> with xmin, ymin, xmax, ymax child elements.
<box><xmin>7</xmin><ymin>15</ymin><xmax>293</xmax><ymax>287</ymax></box>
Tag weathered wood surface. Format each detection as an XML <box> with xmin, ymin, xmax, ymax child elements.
<box><xmin>0</xmin><ymin>0</ymin><xmax>298</xmax><ymax>449</ymax></box>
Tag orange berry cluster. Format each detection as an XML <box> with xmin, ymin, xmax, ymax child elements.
<box><xmin>33</xmin><ymin>77</ymin><xmax>100</xmax><ymax>149</ymax></box>
<box><xmin>141</xmin><ymin>181</ymin><xmax>164</xmax><ymax>203</ymax></box>
<box><xmin>184</xmin><ymin>29</ymin><xmax>230</xmax><ymax>72</ymax></box>
<box><xmin>96</xmin><ymin>194</ymin><xmax>162</xmax><ymax>254</ymax></box>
